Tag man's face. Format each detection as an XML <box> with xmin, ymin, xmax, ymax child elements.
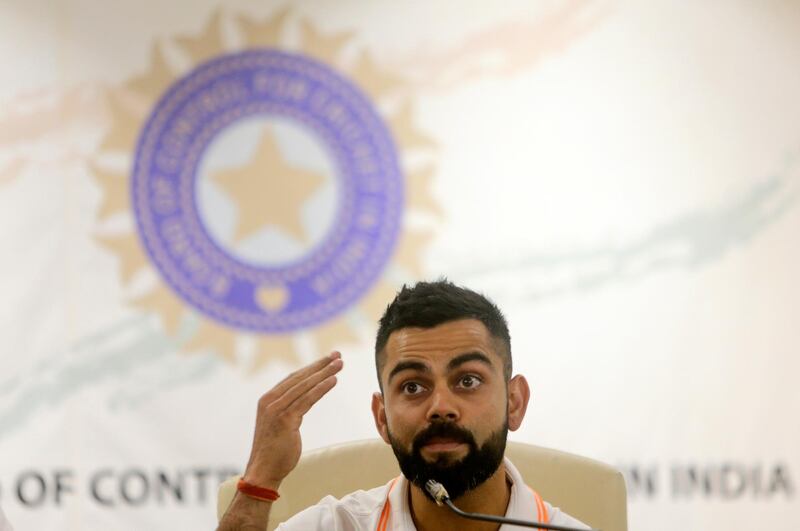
<box><xmin>371</xmin><ymin>319</ymin><xmax>529</xmax><ymax>500</ymax></box>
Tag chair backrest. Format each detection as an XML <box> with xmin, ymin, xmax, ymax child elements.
<box><xmin>217</xmin><ymin>439</ymin><xmax>627</xmax><ymax>531</ymax></box>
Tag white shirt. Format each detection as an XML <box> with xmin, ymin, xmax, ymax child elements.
<box><xmin>0</xmin><ymin>505</ymin><xmax>13</xmax><ymax>531</ymax></box>
<box><xmin>277</xmin><ymin>458</ymin><xmax>589</xmax><ymax>530</ymax></box>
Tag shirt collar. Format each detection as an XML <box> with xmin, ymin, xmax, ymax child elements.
<box><xmin>386</xmin><ymin>457</ymin><xmax>536</xmax><ymax>530</ymax></box>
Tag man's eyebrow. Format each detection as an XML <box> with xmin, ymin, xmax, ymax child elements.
<box><xmin>387</xmin><ymin>360</ymin><xmax>430</xmax><ymax>383</ymax></box>
<box><xmin>447</xmin><ymin>351</ymin><xmax>494</xmax><ymax>371</ymax></box>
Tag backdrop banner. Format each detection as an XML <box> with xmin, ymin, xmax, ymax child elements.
<box><xmin>1</xmin><ymin>1</ymin><xmax>798</xmax><ymax>529</ymax></box>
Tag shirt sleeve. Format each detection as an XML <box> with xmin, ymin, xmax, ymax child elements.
<box><xmin>547</xmin><ymin>502</ymin><xmax>591</xmax><ymax>529</ymax></box>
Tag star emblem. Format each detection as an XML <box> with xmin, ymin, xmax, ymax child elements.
<box><xmin>213</xmin><ymin>129</ymin><xmax>325</xmax><ymax>243</ymax></box>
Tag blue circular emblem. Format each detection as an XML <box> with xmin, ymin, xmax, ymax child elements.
<box><xmin>132</xmin><ymin>50</ymin><xmax>403</xmax><ymax>333</ymax></box>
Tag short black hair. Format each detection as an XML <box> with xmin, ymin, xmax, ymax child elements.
<box><xmin>374</xmin><ymin>279</ymin><xmax>512</xmax><ymax>388</ymax></box>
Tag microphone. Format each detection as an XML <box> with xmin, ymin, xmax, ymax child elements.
<box><xmin>424</xmin><ymin>480</ymin><xmax>599</xmax><ymax>531</ymax></box>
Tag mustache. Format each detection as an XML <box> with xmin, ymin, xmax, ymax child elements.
<box><xmin>411</xmin><ymin>422</ymin><xmax>477</xmax><ymax>452</ymax></box>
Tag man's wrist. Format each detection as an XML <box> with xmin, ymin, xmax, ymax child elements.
<box><xmin>237</xmin><ymin>478</ymin><xmax>280</xmax><ymax>502</ymax></box>
<box><xmin>242</xmin><ymin>471</ymin><xmax>283</xmax><ymax>492</ymax></box>
<box><xmin>218</xmin><ymin>491</ymin><xmax>274</xmax><ymax>531</ymax></box>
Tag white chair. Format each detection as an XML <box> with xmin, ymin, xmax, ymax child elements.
<box><xmin>218</xmin><ymin>439</ymin><xmax>628</xmax><ymax>531</ymax></box>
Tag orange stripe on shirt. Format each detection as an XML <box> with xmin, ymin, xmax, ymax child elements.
<box><xmin>539</xmin><ymin>493</ymin><xmax>549</xmax><ymax>523</ymax></box>
<box><xmin>376</xmin><ymin>477</ymin><xmax>400</xmax><ymax>531</ymax></box>
<box><xmin>529</xmin><ymin>487</ymin><xmax>549</xmax><ymax>531</ymax></box>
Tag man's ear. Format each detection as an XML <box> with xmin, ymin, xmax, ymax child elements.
<box><xmin>507</xmin><ymin>375</ymin><xmax>530</xmax><ymax>431</ymax></box>
<box><xmin>371</xmin><ymin>392</ymin><xmax>390</xmax><ymax>443</ymax></box>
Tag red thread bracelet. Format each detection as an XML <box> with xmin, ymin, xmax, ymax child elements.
<box><xmin>237</xmin><ymin>479</ymin><xmax>280</xmax><ymax>502</ymax></box>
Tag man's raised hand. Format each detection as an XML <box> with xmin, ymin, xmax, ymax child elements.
<box><xmin>217</xmin><ymin>353</ymin><xmax>343</xmax><ymax>530</ymax></box>
<box><xmin>243</xmin><ymin>351</ymin><xmax>343</xmax><ymax>489</ymax></box>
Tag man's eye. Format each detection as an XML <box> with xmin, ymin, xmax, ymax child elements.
<box><xmin>458</xmin><ymin>375</ymin><xmax>482</xmax><ymax>389</ymax></box>
<box><xmin>401</xmin><ymin>382</ymin><xmax>426</xmax><ymax>395</ymax></box>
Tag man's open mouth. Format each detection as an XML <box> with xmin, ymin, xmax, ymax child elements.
<box><xmin>421</xmin><ymin>437</ymin><xmax>467</xmax><ymax>451</ymax></box>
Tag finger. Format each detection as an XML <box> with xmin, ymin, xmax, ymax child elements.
<box><xmin>288</xmin><ymin>374</ymin><xmax>339</xmax><ymax>417</ymax></box>
<box><xmin>270</xmin><ymin>357</ymin><xmax>343</xmax><ymax>412</ymax></box>
<box><xmin>268</xmin><ymin>351</ymin><xmax>341</xmax><ymax>398</ymax></box>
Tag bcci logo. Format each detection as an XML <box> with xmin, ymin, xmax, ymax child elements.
<box><xmin>93</xmin><ymin>10</ymin><xmax>438</xmax><ymax>366</ymax></box>
<box><xmin>133</xmin><ymin>50</ymin><xmax>402</xmax><ymax>332</ymax></box>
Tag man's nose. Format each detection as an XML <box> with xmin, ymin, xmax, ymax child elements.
<box><xmin>426</xmin><ymin>386</ymin><xmax>460</xmax><ymax>422</ymax></box>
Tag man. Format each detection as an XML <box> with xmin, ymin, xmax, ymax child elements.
<box><xmin>218</xmin><ymin>280</ymin><xmax>588</xmax><ymax>530</ymax></box>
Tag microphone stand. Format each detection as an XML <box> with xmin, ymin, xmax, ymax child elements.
<box><xmin>425</xmin><ymin>480</ymin><xmax>599</xmax><ymax>531</ymax></box>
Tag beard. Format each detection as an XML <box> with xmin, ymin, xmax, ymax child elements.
<box><xmin>387</xmin><ymin>419</ymin><xmax>508</xmax><ymax>502</ymax></box>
